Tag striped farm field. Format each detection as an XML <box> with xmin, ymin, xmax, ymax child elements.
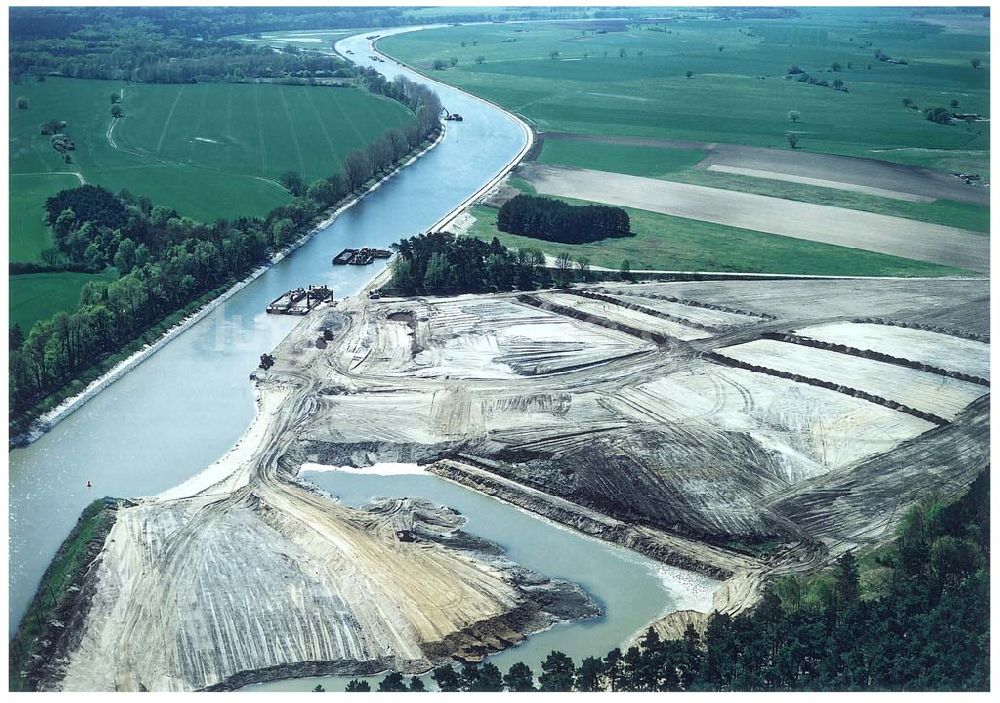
<box><xmin>9</xmin><ymin>77</ymin><xmax>413</xmax><ymax>235</ymax></box>
<box><xmin>716</xmin><ymin>338</ymin><xmax>988</xmax><ymax>420</ymax></box>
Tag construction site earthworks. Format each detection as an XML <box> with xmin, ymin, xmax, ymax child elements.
<box><xmin>30</xmin><ymin>269</ymin><xmax>989</xmax><ymax>691</ymax></box>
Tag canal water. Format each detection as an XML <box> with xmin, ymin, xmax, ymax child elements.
<box><xmin>247</xmin><ymin>464</ymin><xmax>717</xmax><ymax>692</ymax></box>
<box><xmin>8</xmin><ymin>26</ymin><xmax>717</xmax><ymax>690</ymax></box>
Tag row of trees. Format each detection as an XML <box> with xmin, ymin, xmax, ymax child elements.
<box><xmin>331</xmin><ymin>470</ymin><xmax>988</xmax><ymax>692</ymax></box>
<box><xmin>389</xmin><ymin>232</ymin><xmax>552</xmax><ymax>296</ymax></box>
<box><xmin>11</xmin><ymin>76</ymin><xmax>443</xmax><ymax>425</ymax></box>
<box><xmin>497</xmin><ymin>194</ymin><xmax>631</xmax><ymax>244</ymax></box>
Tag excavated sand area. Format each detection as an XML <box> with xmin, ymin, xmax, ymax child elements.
<box><xmin>50</xmin><ymin>277</ymin><xmax>988</xmax><ymax>690</ymax></box>
<box><xmin>520</xmin><ymin>163</ymin><xmax>989</xmax><ymax>273</ymax></box>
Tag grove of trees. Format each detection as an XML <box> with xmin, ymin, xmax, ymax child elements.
<box><xmin>388</xmin><ymin>231</ymin><xmax>551</xmax><ymax>296</ymax></box>
<box><xmin>497</xmin><ymin>194</ymin><xmax>631</xmax><ymax>244</ymax></box>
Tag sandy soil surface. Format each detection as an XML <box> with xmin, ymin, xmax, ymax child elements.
<box><xmin>794</xmin><ymin>321</ymin><xmax>990</xmax><ymax>380</ymax></box>
<box><xmin>50</xmin><ymin>276</ymin><xmax>989</xmax><ymax>690</ymax></box>
<box><xmin>541</xmin><ymin>132</ymin><xmax>988</xmax><ymax>205</ymax></box>
<box><xmin>521</xmin><ymin>163</ymin><xmax>989</xmax><ymax>273</ymax></box>
<box><xmin>717</xmin><ymin>338</ymin><xmax>988</xmax><ymax>420</ymax></box>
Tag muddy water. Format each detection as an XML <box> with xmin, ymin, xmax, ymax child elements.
<box><xmin>246</xmin><ymin>466</ymin><xmax>718</xmax><ymax>692</ymax></box>
<box><xmin>8</xmin><ymin>26</ymin><xmax>525</xmax><ymax>632</ymax></box>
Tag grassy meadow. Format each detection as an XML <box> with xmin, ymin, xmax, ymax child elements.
<box><xmin>10</xmin><ymin>270</ymin><xmax>119</xmax><ymax>334</ymax></box>
<box><xmin>9</xmin><ymin>77</ymin><xmax>413</xmax><ymax>250</ymax></box>
<box><xmin>466</xmin><ymin>201</ymin><xmax>969</xmax><ymax>278</ymax></box>
<box><xmin>380</xmin><ymin>8</ymin><xmax>989</xmax><ymax>171</ymax></box>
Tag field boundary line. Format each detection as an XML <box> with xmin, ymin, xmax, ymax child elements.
<box><xmin>12</xmin><ymin>171</ymin><xmax>86</xmax><ymax>185</ymax></box>
<box><xmin>156</xmin><ymin>84</ymin><xmax>186</xmax><ymax>154</ymax></box>
<box><xmin>277</xmin><ymin>86</ymin><xmax>306</xmax><ymax>174</ymax></box>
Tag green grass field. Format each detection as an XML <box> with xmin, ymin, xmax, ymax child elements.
<box><xmin>537</xmin><ymin>140</ymin><xmax>706</xmax><ymax>178</ymax></box>
<box><xmin>9</xmin><ymin>77</ymin><xmax>413</xmax><ymax>235</ymax></box>
<box><xmin>10</xmin><ymin>270</ymin><xmax>119</xmax><ymax>333</ymax></box>
<box><xmin>9</xmin><ymin>172</ymin><xmax>82</xmax><ymax>261</ymax></box>
<box><xmin>466</xmin><ymin>202</ymin><xmax>968</xmax><ymax>278</ymax></box>
<box><xmin>381</xmin><ymin>8</ymin><xmax>989</xmax><ymax>172</ymax></box>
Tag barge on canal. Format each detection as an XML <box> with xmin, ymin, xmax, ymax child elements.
<box><xmin>332</xmin><ymin>247</ymin><xmax>392</xmax><ymax>266</ymax></box>
<box><xmin>266</xmin><ymin>285</ymin><xmax>332</xmax><ymax>315</ymax></box>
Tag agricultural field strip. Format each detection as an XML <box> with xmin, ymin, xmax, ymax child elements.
<box><xmin>793</xmin><ymin>321</ymin><xmax>991</xmax><ymax>381</ymax></box>
<box><xmin>705</xmin><ymin>165</ymin><xmax>934</xmax><ymax>203</ymax></box>
<box><xmin>537</xmin><ymin>291</ymin><xmax>713</xmax><ymax>341</ymax></box>
<box><xmin>716</xmin><ymin>339</ymin><xmax>988</xmax><ymax>421</ymax></box>
<box><xmin>522</xmin><ymin>164</ymin><xmax>989</xmax><ymax>273</ymax></box>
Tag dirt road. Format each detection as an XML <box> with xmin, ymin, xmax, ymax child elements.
<box><xmin>521</xmin><ymin>163</ymin><xmax>990</xmax><ymax>273</ymax></box>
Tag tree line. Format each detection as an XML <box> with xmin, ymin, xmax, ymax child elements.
<box><xmin>497</xmin><ymin>194</ymin><xmax>631</xmax><ymax>244</ymax></box>
<box><xmin>10</xmin><ymin>76</ymin><xmax>443</xmax><ymax>429</ymax></box>
<box><xmin>335</xmin><ymin>470</ymin><xmax>987</xmax><ymax>692</ymax></box>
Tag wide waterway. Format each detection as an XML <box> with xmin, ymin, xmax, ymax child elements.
<box><xmin>9</xmin><ymin>27</ymin><xmax>717</xmax><ymax>688</ymax></box>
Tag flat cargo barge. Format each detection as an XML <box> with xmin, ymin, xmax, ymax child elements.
<box><xmin>266</xmin><ymin>285</ymin><xmax>332</xmax><ymax>315</ymax></box>
<box><xmin>332</xmin><ymin>247</ymin><xmax>392</xmax><ymax>265</ymax></box>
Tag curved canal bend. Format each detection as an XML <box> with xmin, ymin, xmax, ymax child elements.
<box><xmin>9</xmin><ymin>27</ymin><xmax>716</xmax><ymax>686</ymax></box>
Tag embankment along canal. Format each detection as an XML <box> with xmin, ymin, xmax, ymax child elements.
<box><xmin>9</xmin><ymin>27</ymin><xmax>715</xmax><ymax>686</ymax></box>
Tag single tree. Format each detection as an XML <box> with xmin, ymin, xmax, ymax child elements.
<box><xmin>575</xmin><ymin>256</ymin><xmax>591</xmax><ymax>282</ymax></box>
<box><xmin>576</xmin><ymin>657</ymin><xmax>605</xmax><ymax>691</ymax></box>
<box><xmin>16</xmin><ymin>96</ymin><xmax>29</xmax><ymax>109</ymax></box>
<box><xmin>431</xmin><ymin>664</ymin><xmax>460</xmax><ymax>692</ymax></box>
<box><xmin>408</xmin><ymin>677</ymin><xmax>426</xmax><ymax>692</ymax></box>
<box><xmin>832</xmin><ymin>78</ymin><xmax>844</xmax><ymax>91</ymax></box>
<box><xmin>788</xmin><ymin>110</ymin><xmax>801</xmax><ymax>123</ymax></box>
<box><xmin>312</xmin><ymin>684</ymin><xmax>325</xmax><ymax>692</ymax></box>
<box><xmin>718</xmin><ymin>45</ymin><xmax>725</xmax><ymax>51</ymax></box>
<box><xmin>503</xmin><ymin>662</ymin><xmax>535</xmax><ymax>692</ymax></box>
<box><xmin>377</xmin><ymin>672</ymin><xmax>408</xmax><ymax>692</ymax></box>
<box><xmin>831</xmin><ymin>61</ymin><xmax>842</xmax><ymax>71</ymax></box>
<box><xmin>10</xmin><ymin>323</ymin><xmax>25</xmax><ymax>351</ymax></box>
<box><xmin>834</xmin><ymin>550</ymin><xmax>860</xmax><ymax>605</ymax></box>
<box><xmin>432</xmin><ymin>58</ymin><xmax>448</xmax><ymax>70</ymax></box>
<box><xmin>344</xmin><ymin>679</ymin><xmax>370</xmax><ymax>692</ymax></box>
<box><xmin>449</xmin><ymin>56</ymin><xmax>458</xmax><ymax>67</ymax></box>
<box><xmin>685</xmin><ymin>69</ymin><xmax>694</xmax><ymax>79</ymax></box>
<box><xmin>475</xmin><ymin>55</ymin><xmax>486</xmax><ymax>64</ymax></box>
<box><xmin>549</xmin><ymin>50</ymin><xmax>560</xmax><ymax>60</ymax></box>
<box><xmin>555</xmin><ymin>251</ymin><xmax>573</xmax><ymax>286</ymax></box>
<box><xmin>902</xmin><ymin>97</ymin><xmax>915</xmax><ymax>109</ymax></box>
<box><xmin>111</xmin><ymin>104</ymin><xmax>124</xmax><ymax>118</ymax></box>
<box><xmin>786</xmin><ymin>132</ymin><xmax>799</xmax><ymax>148</ymax></box>
<box><xmin>279</xmin><ymin>170</ymin><xmax>305</xmax><ymax>196</ymax></box>
<box><xmin>950</xmin><ymin>98</ymin><xmax>960</xmax><ymax>109</ymax></box>
<box><xmin>619</xmin><ymin>48</ymin><xmax>627</xmax><ymax>58</ymax></box>
<box><xmin>971</xmin><ymin>58</ymin><xmax>982</xmax><ymax>69</ymax></box>
<box><xmin>538</xmin><ymin>651</ymin><xmax>576</xmax><ymax>692</ymax></box>
<box><xmin>472</xmin><ymin>663</ymin><xmax>503</xmax><ymax>692</ymax></box>
<box><xmin>619</xmin><ymin>258</ymin><xmax>631</xmax><ymax>280</ymax></box>
<box><xmin>110</xmin><ymin>92</ymin><xmax>121</xmax><ymax>104</ymax></box>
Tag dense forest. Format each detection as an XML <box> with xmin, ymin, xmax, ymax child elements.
<box><xmin>388</xmin><ymin>231</ymin><xmax>552</xmax><ymax>296</ymax></box>
<box><xmin>497</xmin><ymin>194</ymin><xmax>631</xmax><ymax>244</ymax></box>
<box><xmin>9</xmin><ymin>76</ymin><xmax>441</xmax><ymax>429</ymax></box>
<box><xmin>347</xmin><ymin>471</ymin><xmax>988</xmax><ymax>692</ymax></box>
